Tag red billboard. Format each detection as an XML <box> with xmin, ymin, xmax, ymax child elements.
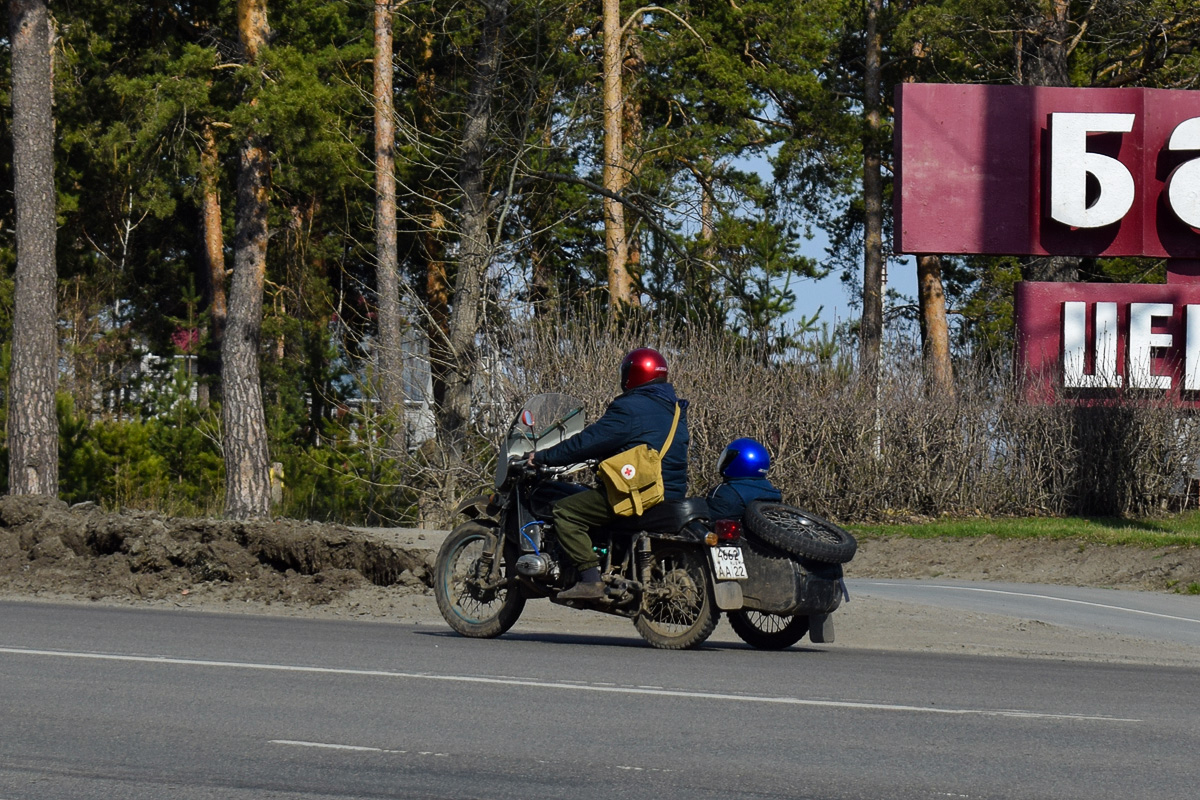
<box><xmin>895</xmin><ymin>84</ymin><xmax>1200</xmax><ymax>258</ymax></box>
<box><xmin>896</xmin><ymin>84</ymin><xmax>1200</xmax><ymax>405</ymax></box>
<box><xmin>1016</xmin><ymin>282</ymin><xmax>1200</xmax><ymax>405</ymax></box>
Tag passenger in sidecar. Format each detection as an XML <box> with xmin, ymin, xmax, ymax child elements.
<box><xmin>706</xmin><ymin>437</ymin><xmax>781</xmax><ymax>522</ymax></box>
<box><xmin>708</xmin><ymin>437</ymin><xmax>847</xmax><ymax>647</ymax></box>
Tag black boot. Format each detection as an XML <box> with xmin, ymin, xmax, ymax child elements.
<box><xmin>557</xmin><ymin>580</ymin><xmax>605</xmax><ymax>600</ymax></box>
<box><xmin>558</xmin><ymin>567</ymin><xmax>604</xmax><ymax>600</ymax></box>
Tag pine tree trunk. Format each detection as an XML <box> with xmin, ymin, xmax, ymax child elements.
<box><xmin>7</xmin><ymin>0</ymin><xmax>59</xmax><ymax>497</ymax></box>
<box><xmin>917</xmin><ymin>255</ymin><xmax>955</xmax><ymax>400</ymax></box>
<box><xmin>602</xmin><ymin>0</ymin><xmax>632</xmax><ymax>310</ymax></box>
<box><xmin>417</xmin><ymin>30</ymin><xmax>451</xmax><ymax>413</ymax></box>
<box><xmin>860</xmin><ymin>0</ymin><xmax>885</xmax><ymax>377</ymax></box>
<box><xmin>902</xmin><ymin>33</ymin><xmax>954</xmax><ymax>394</ymax></box>
<box><xmin>619</xmin><ymin>30</ymin><xmax>644</xmax><ymax>311</ymax></box>
<box><xmin>373</xmin><ymin>0</ymin><xmax>406</xmax><ymax>454</ymax></box>
<box><xmin>440</xmin><ymin>0</ymin><xmax>508</xmax><ymax>460</ymax></box>
<box><xmin>198</xmin><ymin>121</ymin><xmax>227</xmax><ymax>408</ymax></box>
<box><xmin>424</xmin><ymin>206</ymin><xmax>451</xmax><ymax>411</ymax></box>
<box><xmin>697</xmin><ymin>163</ymin><xmax>716</xmax><ymax>324</ymax></box>
<box><xmin>223</xmin><ymin>0</ymin><xmax>272</xmax><ymax>519</ymax></box>
<box><xmin>1016</xmin><ymin>0</ymin><xmax>1070</xmax><ymax>87</ymax></box>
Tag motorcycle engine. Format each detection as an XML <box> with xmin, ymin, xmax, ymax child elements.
<box><xmin>515</xmin><ymin>552</ymin><xmax>559</xmax><ymax>580</ymax></box>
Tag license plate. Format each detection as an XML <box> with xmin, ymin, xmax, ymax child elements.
<box><xmin>711</xmin><ymin>546</ymin><xmax>747</xmax><ymax>580</ymax></box>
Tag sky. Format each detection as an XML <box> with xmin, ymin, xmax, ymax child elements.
<box><xmin>739</xmin><ymin>149</ymin><xmax>919</xmax><ymax>332</ymax></box>
<box><xmin>786</xmin><ymin>231</ymin><xmax>920</xmax><ymax>332</ymax></box>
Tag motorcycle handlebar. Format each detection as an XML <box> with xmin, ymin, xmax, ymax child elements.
<box><xmin>511</xmin><ymin>455</ymin><xmax>593</xmax><ymax>478</ymax></box>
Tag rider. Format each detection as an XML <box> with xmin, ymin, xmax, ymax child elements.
<box><xmin>706</xmin><ymin>437</ymin><xmax>782</xmax><ymax>522</ymax></box>
<box><xmin>528</xmin><ymin>347</ymin><xmax>690</xmax><ymax>600</ymax></box>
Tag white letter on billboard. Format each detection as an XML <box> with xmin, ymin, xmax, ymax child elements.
<box><xmin>1187</xmin><ymin>305</ymin><xmax>1200</xmax><ymax>391</ymax></box>
<box><xmin>1063</xmin><ymin>301</ymin><xmax>1120</xmax><ymax>389</ymax></box>
<box><xmin>1049</xmin><ymin>112</ymin><xmax>1136</xmax><ymax>228</ymax></box>
<box><xmin>1166</xmin><ymin>117</ymin><xmax>1200</xmax><ymax>228</ymax></box>
<box><xmin>1128</xmin><ymin>302</ymin><xmax>1174</xmax><ymax>390</ymax></box>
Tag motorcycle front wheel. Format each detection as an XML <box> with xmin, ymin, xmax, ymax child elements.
<box><xmin>434</xmin><ymin>522</ymin><xmax>526</xmax><ymax>638</ymax></box>
<box><xmin>727</xmin><ymin>610</ymin><xmax>809</xmax><ymax>650</ymax></box>
<box><xmin>633</xmin><ymin>544</ymin><xmax>718</xmax><ymax>650</ymax></box>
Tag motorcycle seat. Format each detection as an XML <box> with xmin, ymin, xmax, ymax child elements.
<box><xmin>612</xmin><ymin>497</ymin><xmax>710</xmax><ymax>532</ymax></box>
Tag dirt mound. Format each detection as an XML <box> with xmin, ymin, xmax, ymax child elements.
<box><xmin>3</xmin><ymin>495</ymin><xmax>1199</xmax><ymax>618</ymax></box>
<box><xmin>0</xmin><ymin>495</ymin><xmax>433</xmax><ymax>609</ymax></box>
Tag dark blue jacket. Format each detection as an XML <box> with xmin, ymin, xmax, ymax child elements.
<box><xmin>534</xmin><ymin>383</ymin><xmax>690</xmax><ymax>499</ymax></box>
<box><xmin>707</xmin><ymin>476</ymin><xmax>782</xmax><ymax>521</ymax></box>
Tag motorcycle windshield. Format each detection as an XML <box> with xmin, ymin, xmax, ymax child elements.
<box><xmin>501</xmin><ymin>393</ymin><xmax>586</xmax><ymax>461</ymax></box>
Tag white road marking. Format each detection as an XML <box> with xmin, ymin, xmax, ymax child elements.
<box><xmin>271</xmin><ymin>740</ymin><xmax>386</xmax><ymax>752</ymax></box>
<box><xmin>859</xmin><ymin>582</ymin><xmax>1200</xmax><ymax>625</ymax></box>
<box><xmin>0</xmin><ymin>646</ymin><xmax>1139</xmax><ymax>723</ymax></box>
<box><xmin>269</xmin><ymin>740</ymin><xmax>450</xmax><ymax>756</ymax></box>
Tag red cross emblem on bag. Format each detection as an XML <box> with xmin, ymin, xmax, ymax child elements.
<box><xmin>621</xmin><ymin>464</ymin><xmax>636</xmax><ymax>479</ymax></box>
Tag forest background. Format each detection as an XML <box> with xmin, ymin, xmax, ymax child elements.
<box><xmin>5</xmin><ymin>0</ymin><xmax>1200</xmax><ymax>529</ymax></box>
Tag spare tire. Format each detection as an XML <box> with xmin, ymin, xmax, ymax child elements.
<box><xmin>744</xmin><ymin>502</ymin><xmax>858</xmax><ymax>564</ymax></box>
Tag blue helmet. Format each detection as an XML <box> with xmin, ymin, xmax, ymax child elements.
<box><xmin>717</xmin><ymin>437</ymin><xmax>770</xmax><ymax>478</ymax></box>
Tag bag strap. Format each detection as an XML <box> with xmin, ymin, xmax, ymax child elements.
<box><xmin>658</xmin><ymin>403</ymin><xmax>681</xmax><ymax>456</ymax></box>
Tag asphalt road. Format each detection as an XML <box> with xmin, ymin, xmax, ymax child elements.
<box><xmin>2</xmin><ymin>600</ymin><xmax>1198</xmax><ymax>800</ymax></box>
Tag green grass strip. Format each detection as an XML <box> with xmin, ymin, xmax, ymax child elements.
<box><xmin>849</xmin><ymin>512</ymin><xmax>1200</xmax><ymax>549</ymax></box>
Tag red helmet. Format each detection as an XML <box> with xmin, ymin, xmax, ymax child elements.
<box><xmin>620</xmin><ymin>347</ymin><xmax>669</xmax><ymax>390</ymax></box>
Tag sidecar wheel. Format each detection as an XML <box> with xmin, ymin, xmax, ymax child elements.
<box><xmin>634</xmin><ymin>545</ymin><xmax>718</xmax><ymax>650</ymax></box>
<box><xmin>434</xmin><ymin>522</ymin><xmax>526</xmax><ymax>638</ymax></box>
<box><xmin>727</xmin><ymin>610</ymin><xmax>810</xmax><ymax>650</ymax></box>
<box><xmin>745</xmin><ymin>502</ymin><xmax>858</xmax><ymax>564</ymax></box>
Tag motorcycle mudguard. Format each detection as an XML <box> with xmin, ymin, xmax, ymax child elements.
<box><xmin>808</xmin><ymin>613</ymin><xmax>835</xmax><ymax>643</ymax></box>
<box><xmin>456</xmin><ymin>494</ymin><xmax>501</xmax><ymax>521</ymax></box>
<box><xmin>713</xmin><ymin>579</ymin><xmax>743</xmax><ymax>611</ymax></box>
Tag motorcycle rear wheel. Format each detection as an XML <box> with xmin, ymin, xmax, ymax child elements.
<box><xmin>727</xmin><ymin>610</ymin><xmax>809</xmax><ymax>650</ymax></box>
<box><xmin>634</xmin><ymin>544</ymin><xmax>718</xmax><ymax>650</ymax></box>
<box><xmin>434</xmin><ymin>522</ymin><xmax>526</xmax><ymax>638</ymax></box>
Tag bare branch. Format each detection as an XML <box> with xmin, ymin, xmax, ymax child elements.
<box><xmin>527</xmin><ymin>169</ymin><xmax>692</xmax><ymax>263</ymax></box>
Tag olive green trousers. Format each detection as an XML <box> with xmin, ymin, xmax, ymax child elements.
<box><xmin>551</xmin><ymin>487</ymin><xmax>614</xmax><ymax>572</ymax></box>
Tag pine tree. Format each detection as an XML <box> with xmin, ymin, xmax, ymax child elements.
<box><xmin>7</xmin><ymin>0</ymin><xmax>59</xmax><ymax>496</ymax></box>
<box><xmin>222</xmin><ymin>0</ymin><xmax>273</xmax><ymax>519</ymax></box>
<box><xmin>373</xmin><ymin>0</ymin><xmax>407</xmax><ymax>455</ymax></box>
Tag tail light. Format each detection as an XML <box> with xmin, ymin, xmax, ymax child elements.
<box><xmin>705</xmin><ymin>519</ymin><xmax>741</xmax><ymax>546</ymax></box>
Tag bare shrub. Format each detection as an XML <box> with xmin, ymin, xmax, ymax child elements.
<box><xmin>495</xmin><ymin>319</ymin><xmax>1200</xmax><ymax>522</ymax></box>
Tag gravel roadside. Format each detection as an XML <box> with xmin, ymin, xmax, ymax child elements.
<box><xmin>3</xmin><ymin>498</ymin><xmax>1199</xmax><ymax>666</ymax></box>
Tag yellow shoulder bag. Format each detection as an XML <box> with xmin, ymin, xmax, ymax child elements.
<box><xmin>597</xmin><ymin>403</ymin><xmax>681</xmax><ymax>517</ymax></box>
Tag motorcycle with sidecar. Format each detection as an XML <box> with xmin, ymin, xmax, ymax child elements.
<box><xmin>433</xmin><ymin>393</ymin><xmax>855</xmax><ymax>650</ymax></box>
